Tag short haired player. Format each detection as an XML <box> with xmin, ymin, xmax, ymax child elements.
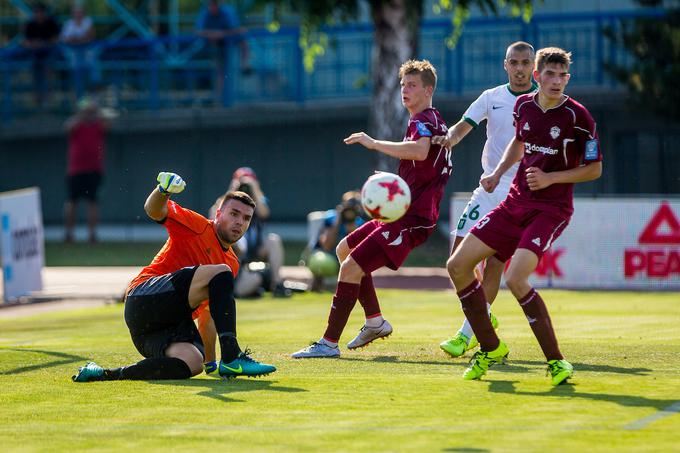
<box><xmin>292</xmin><ymin>59</ymin><xmax>451</xmax><ymax>358</ymax></box>
<box><xmin>73</xmin><ymin>172</ymin><xmax>276</xmax><ymax>382</ymax></box>
<box><xmin>447</xmin><ymin>47</ymin><xmax>602</xmax><ymax>385</ymax></box>
<box><xmin>433</xmin><ymin>41</ymin><xmax>536</xmax><ymax>358</ymax></box>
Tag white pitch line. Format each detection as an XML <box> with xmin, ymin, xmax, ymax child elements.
<box><xmin>624</xmin><ymin>401</ymin><xmax>680</xmax><ymax>430</ymax></box>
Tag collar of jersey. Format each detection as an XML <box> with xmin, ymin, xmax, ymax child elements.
<box><xmin>506</xmin><ymin>81</ymin><xmax>538</xmax><ymax>96</ymax></box>
<box><xmin>531</xmin><ymin>91</ymin><xmax>570</xmax><ymax>112</ymax></box>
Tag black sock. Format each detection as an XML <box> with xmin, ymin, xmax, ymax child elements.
<box><xmin>219</xmin><ymin>333</ymin><xmax>241</xmax><ymax>363</ymax></box>
<box><xmin>105</xmin><ymin>357</ymin><xmax>192</xmax><ymax>380</ymax></box>
<box><xmin>208</xmin><ymin>272</ymin><xmax>241</xmax><ymax>362</ymax></box>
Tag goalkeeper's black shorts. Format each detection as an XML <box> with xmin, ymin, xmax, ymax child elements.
<box><xmin>124</xmin><ymin>266</ymin><xmax>204</xmax><ymax>360</ymax></box>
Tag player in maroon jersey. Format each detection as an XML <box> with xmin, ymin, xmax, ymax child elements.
<box><xmin>447</xmin><ymin>47</ymin><xmax>603</xmax><ymax>384</ymax></box>
<box><xmin>292</xmin><ymin>59</ymin><xmax>451</xmax><ymax>358</ymax></box>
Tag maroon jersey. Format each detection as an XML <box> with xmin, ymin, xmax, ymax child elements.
<box><xmin>505</xmin><ymin>93</ymin><xmax>602</xmax><ymax>216</ymax></box>
<box><xmin>398</xmin><ymin>107</ymin><xmax>451</xmax><ymax>222</ymax></box>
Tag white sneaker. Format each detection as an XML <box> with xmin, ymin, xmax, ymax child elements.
<box><xmin>347</xmin><ymin>320</ymin><xmax>393</xmax><ymax>350</ymax></box>
<box><xmin>291</xmin><ymin>342</ymin><xmax>341</xmax><ymax>359</ymax></box>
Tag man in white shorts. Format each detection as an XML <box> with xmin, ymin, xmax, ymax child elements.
<box><xmin>433</xmin><ymin>41</ymin><xmax>536</xmax><ymax>357</ymax></box>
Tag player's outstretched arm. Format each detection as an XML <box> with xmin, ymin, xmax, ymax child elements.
<box><xmin>144</xmin><ymin>172</ymin><xmax>186</xmax><ymax>221</ymax></box>
<box><xmin>344</xmin><ymin>132</ymin><xmax>430</xmax><ymax>161</ymax></box>
<box><xmin>481</xmin><ymin>138</ymin><xmax>524</xmax><ymax>192</ymax></box>
<box><xmin>432</xmin><ymin>120</ymin><xmax>474</xmax><ymax>149</ymax></box>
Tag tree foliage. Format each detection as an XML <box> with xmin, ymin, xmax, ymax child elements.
<box><xmin>605</xmin><ymin>0</ymin><xmax>680</xmax><ymax>120</ymax></box>
<box><xmin>257</xmin><ymin>0</ymin><xmax>537</xmax><ymax>71</ymax></box>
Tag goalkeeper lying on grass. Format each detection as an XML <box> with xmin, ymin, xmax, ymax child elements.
<box><xmin>73</xmin><ymin>171</ymin><xmax>276</xmax><ymax>382</ymax></box>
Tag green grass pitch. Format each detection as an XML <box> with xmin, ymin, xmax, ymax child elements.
<box><xmin>1</xmin><ymin>289</ymin><xmax>678</xmax><ymax>452</ymax></box>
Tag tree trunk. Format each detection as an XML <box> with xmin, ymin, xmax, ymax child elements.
<box><xmin>368</xmin><ymin>0</ymin><xmax>420</xmax><ymax>171</ymax></box>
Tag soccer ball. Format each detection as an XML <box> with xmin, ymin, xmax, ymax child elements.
<box><xmin>360</xmin><ymin>172</ymin><xmax>411</xmax><ymax>223</ymax></box>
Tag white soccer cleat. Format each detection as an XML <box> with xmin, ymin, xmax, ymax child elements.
<box><xmin>291</xmin><ymin>342</ymin><xmax>340</xmax><ymax>359</ymax></box>
<box><xmin>347</xmin><ymin>320</ymin><xmax>393</xmax><ymax>350</ymax></box>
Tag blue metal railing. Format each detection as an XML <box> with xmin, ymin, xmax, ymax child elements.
<box><xmin>0</xmin><ymin>10</ymin><xmax>665</xmax><ymax>124</ymax></box>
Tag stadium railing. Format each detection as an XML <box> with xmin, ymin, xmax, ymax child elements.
<box><xmin>0</xmin><ymin>10</ymin><xmax>664</xmax><ymax>124</ymax></box>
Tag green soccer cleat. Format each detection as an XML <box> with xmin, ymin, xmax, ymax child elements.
<box><xmin>441</xmin><ymin>312</ymin><xmax>500</xmax><ymax>357</ymax></box>
<box><xmin>72</xmin><ymin>362</ymin><xmax>104</xmax><ymax>382</ymax></box>
<box><xmin>219</xmin><ymin>350</ymin><xmax>276</xmax><ymax>378</ymax></box>
<box><xmin>462</xmin><ymin>340</ymin><xmax>509</xmax><ymax>381</ymax></box>
<box><xmin>547</xmin><ymin>359</ymin><xmax>573</xmax><ymax>386</ymax></box>
<box><xmin>439</xmin><ymin>332</ymin><xmax>471</xmax><ymax>358</ymax></box>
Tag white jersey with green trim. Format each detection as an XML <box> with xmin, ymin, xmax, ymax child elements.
<box><xmin>463</xmin><ymin>83</ymin><xmax>537</xmax><ymax>180</ymax></box>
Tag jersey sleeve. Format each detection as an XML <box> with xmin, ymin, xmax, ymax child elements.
<box><xmin>575</xmin><ymin>107</ymin><xmax>602</xmax><ymax>163</ymax></box>
<box><xmin>462</xmin><ymin>90</ymin><xmax>488</xmax><ymax>128</ymax></box>
<box><xmin>164</xmin><ymin>200</ymin><xmax>210</xmax><ymax>237</ymax></box>
<box><xmin>407</xmin><ymin>112</ymin><xmax>436</xmax><ymax>141</ymax></box>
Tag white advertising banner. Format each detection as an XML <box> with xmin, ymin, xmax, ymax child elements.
<box><xmin>450</xmin><ymin>195</ymin><xmax>680</xmax><ymax>290</ymax></box>
<box><xmin>0</xmin><ymin>188</ymin><xmax>44</xmax><ymax>302</ymax></box>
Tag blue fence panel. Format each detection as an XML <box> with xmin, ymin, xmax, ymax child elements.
<box><xmin>0</xmin><ymin>10</ymin><xmax>666</xmax><ymax>124</ymax></box>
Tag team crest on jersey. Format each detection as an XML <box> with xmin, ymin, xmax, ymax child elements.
<box><xmin>550</xmin><ymin>126</ymin><xmax>561</xmax><ymax>139</ymax></box>
<box><xmin>523</xmin><ymin>122</ymin><xmax>530</xmax><ymax>131</ymax></box>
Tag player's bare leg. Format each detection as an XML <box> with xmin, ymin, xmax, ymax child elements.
<box><xmin>441</xmin><ymin>235</ymin><xmax>501</xmax><ymax>357</ymax></box>
<box><xmin>506</xmin><ymin>249</ymin><xmax>572</xmax><ymax>384</ymax></box>
<box><xmin>448</xmin><ymin>235</ymin><xmax>510</xmax><ymax>379</ymax></box>
<box><xmin>336</xmin><ymin>238</ymin><xmax>390</xmax><ymax>349</ymax></box>
<box><xmin>189</xmin><ymin>264</ymin><xmax>276</xmax><ymax>377</ymax></box>
<box><xmin>447</xmin><ymin>234</ymin><xmax>500</xmax><ymax>352</ymax></box>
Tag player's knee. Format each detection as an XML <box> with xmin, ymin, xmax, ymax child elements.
<box><xmin>446</xmin><ymin>254</ymin><xmax>465</xmax><ymax>280</ymax></box>
<box><xmin>210</xmin><ymin>264</ymin><xmax>231</xmax><ymax>276</ymax></box>
<box><xmin>166</xmin><ymin>343</ymin><xmax>204</xmax><ymax>376</ymax></box>
<box><xmin>336</xmin><ymin>239</ymin><xmax>350</xmax><ymax>261</ymax></box>
<box><xmin>339</xmin><ymin>257</ymin><xmax>363</xmax><ymax>280</ymax></box>
<box><xmin>504</xmin><ymin>272</ymin><xmax>524</xmax><ymax>294</ymax></box>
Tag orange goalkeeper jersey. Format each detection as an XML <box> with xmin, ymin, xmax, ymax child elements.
<box><xmin>127</xmin><ymin>200</ymin><xmax>240</xmax><ymax>317</ymax></box>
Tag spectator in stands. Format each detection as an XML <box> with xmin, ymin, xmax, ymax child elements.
<box><xmin>63</xmin><ymin>97</ymin><xmax>110</xmax><ymax>244</ymax></box>
<box><xmin>209</xmin><ymin>167</ymin><xmax>287</xmax><ymax>297</ymax></box>
<box><xmin>308</xmin><ymin>191</ymin><xmax>366</xmax><ymax>291</ymax></box>
<box><xmin>195</xmin><ymin>0</ymin><xmax>252</xmax><ymax>100</ymax></box>
<box><xmin>60</xmin><ymin>4</ymin><xmax>97</xmax><ymax>90</ymax></box>
<box><xmin>22</xmin><ymin>2</ymin><xmax>60</xmax><ymax>106</ymax></box>
<box><xmin>60</xmin><ymin>4</ymin><xmax>95</xmax><ymax>46</ymax></box>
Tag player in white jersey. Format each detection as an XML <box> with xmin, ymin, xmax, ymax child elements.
<box><xmin>433</xmin><ymin>41</ymin><xmax>536</xmax><ymax>358</ymax></box>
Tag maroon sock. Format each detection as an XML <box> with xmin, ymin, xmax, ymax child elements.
<box><xmin>323</xmin><ymin>281</ymin><xmax>360</xmax><ymax>343</ymax></box>
<box><xmin>358</xmin><ymin>275</ymin><xmax>381</xmax><ymax>318</ymax></box>
<box><xmin>518</xmin><ymin>289</ymin><xmax>563</xmax><ymax>361</ymax></box>
<box><xmin>458</xmin><ymin>280</ymin><xmax>499</xmax><ymax>352</ymax></box>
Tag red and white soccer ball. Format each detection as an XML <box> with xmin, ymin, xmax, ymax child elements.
<box><xmin>360</xmin><ymin>172</ymin><xmax>411</xmax><ymax>223</ymax></box>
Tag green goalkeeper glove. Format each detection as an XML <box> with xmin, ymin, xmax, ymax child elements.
<box><xmin>157</xmin><ymin>172</ymin><xmax>186</xmax><ymax>194</ymax></box>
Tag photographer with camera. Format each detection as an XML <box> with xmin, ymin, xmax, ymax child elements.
<box><xmin>210</xmin><ymin>167</ymin><xmax>287</xmax><ymax>298</ymax></box>
<box><xmin>308</xmin><ymin>191</ymin><xmax>366</xmax><ymax>290</ymax></box>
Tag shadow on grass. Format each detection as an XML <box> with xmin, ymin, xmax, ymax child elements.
<box><xmin>338</xmin><ymin>355</ymin><xmax>464</xmax><ymax>367</ymax></box>
<box><xmin>494</xmin><ymin>359</ymin><xmax>652</xmax><ymax>376</ymax></box>
<box><xmin>441</xmin><ymin>449</ymin><xmax>490</xmax><ymax>453</ymax></box>
<box><xmin>148</xmin><ymin>377</ymin><xmax>307</xmax><ymax>403</ymax></box>
<box><xmin>0</xmin><ymin>348</ymin><xmax>89</xmax><ymax>375</ymax></box>
<box><xmin>487</xmin><ymin>380</ymin><xmax>675</xmax><ymax>410</ymax></box>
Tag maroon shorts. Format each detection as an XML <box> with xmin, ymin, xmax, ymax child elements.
<box><xmin>346</xmin><ymin>217</ymin><xmax>436</xmax><ymax>273</ymax></box>
<box><xmin>470</xmin><ymin>204</ymin><xmax>570</xmax><ymax>262</ymax></box>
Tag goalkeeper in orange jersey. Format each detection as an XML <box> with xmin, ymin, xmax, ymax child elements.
<box><xmin>73</xmin><ymin>172</ymin><xmax>276</xmax><ymax>382</ymax></box>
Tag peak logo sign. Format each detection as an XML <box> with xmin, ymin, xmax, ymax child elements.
<box><xmin>625</xmin><ymin>202</ymin><xmax>680</xmax><ymax>278</ymax></box>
